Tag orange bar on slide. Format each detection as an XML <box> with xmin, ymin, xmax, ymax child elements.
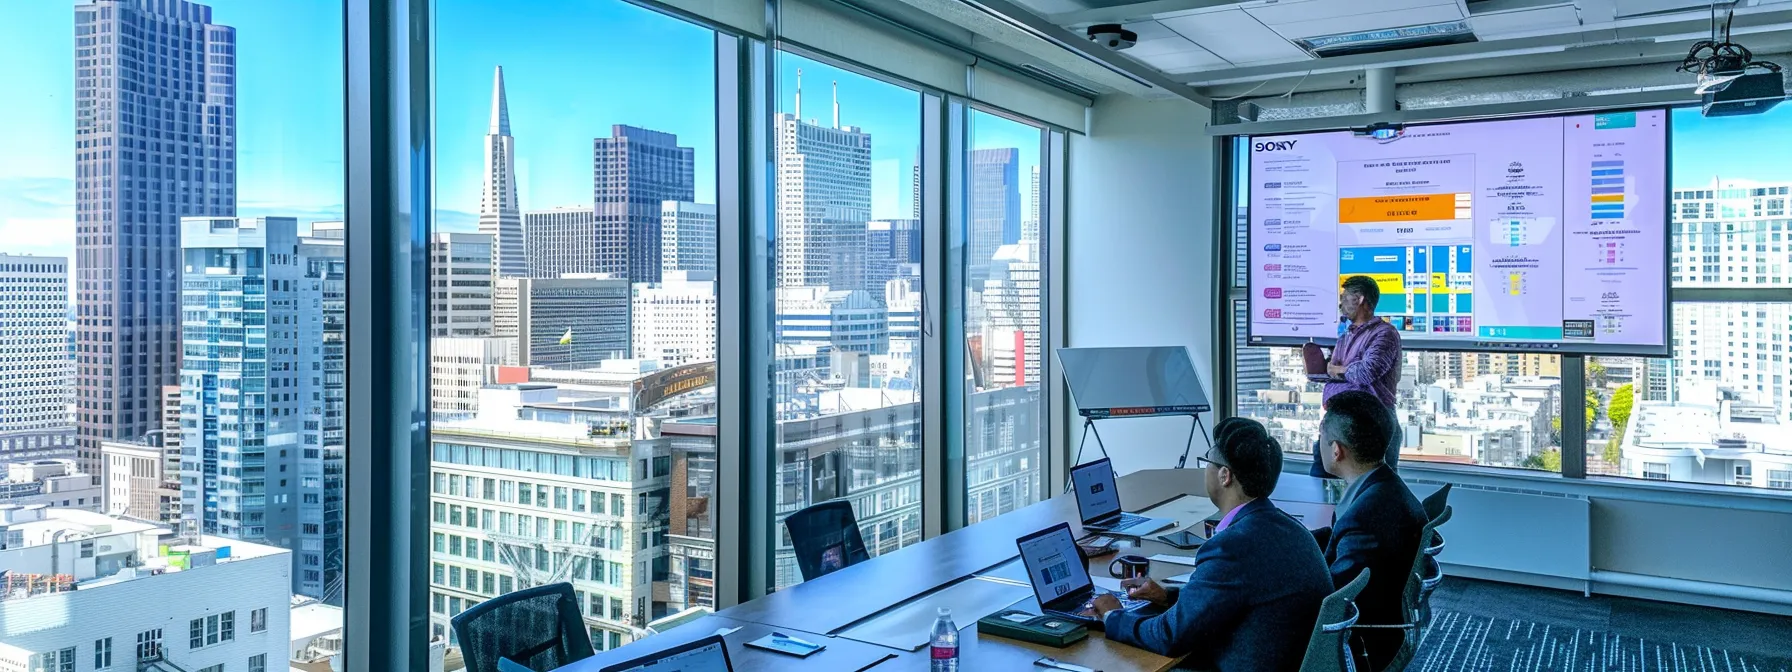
<box><xmin>1338</xmin><ymin>193</ymin><xmax>1458</xmax><ymax>223</ymax></box>
<box><xmin>1591</xmin><ymin>194</ymin><xmax>1624</xmax><ymax>203</ymax></box>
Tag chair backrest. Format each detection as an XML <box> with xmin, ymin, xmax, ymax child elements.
<box><xmin>1421</xmin><ymin>483</ymin><xmax>1453</xmax><ymax>521</ymax></box>
<box><xmin>1298</xmin><ymin>569</ymin><xmax>1373</xmax><ymax>672</ymax></box>
<box><xmin>452</xmin><ymin>582</ymin><xmax>594</xmax><ymax>672</ymax></box>
<box><xmin>1380</xmin><ymin>506</ymin><xmax>1452</xmax><ymax>672</ymax></box>
<box><xmin>784</xmin><ymin>499</ymin><xmax>871</xmax><ymax>582</ymax></box>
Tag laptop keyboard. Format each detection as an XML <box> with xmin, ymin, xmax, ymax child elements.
<box><xmin>1115</xmin><ymin>512</ymin><xmax>1147</xmax><ymax>527</ymax></box>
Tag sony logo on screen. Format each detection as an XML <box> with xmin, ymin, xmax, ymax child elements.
<box><xmin>1253</xmin><ymin>140</ymin><xmax>1298</xmax><ymax>152</ymax></box>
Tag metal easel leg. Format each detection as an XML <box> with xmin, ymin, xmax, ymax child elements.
<box><xmin>1176</xmin><ymin>414</ymin><xmax>1215</xmax><ymax>469</ymax></box>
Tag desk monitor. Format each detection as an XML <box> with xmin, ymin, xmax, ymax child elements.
<box><xmin>598</xmin><ymin>634</ymin><xmax>734</xmax><ymax>672</ymax></box>
<box><xmin>1055</xmin><ymin>346</ymin><xmax>1210</xmax><ymax>418</ymax></box>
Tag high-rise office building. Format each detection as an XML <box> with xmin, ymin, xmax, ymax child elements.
<box><xmin>867</xmin><ymin>219</ymin><xmax>920</xmax><ymax>292</ymax></box>
<box><xmin>301</xmin><ymin>220</ymin><xmax>348</xmax><ymax>603</ymax></box>
<box><xmin>633</xmin><ymin>271</ymin><xmax>718</xmax><ymax>366</ymax></box>
<box><xmin>75</xmin><ymin>0</ymin><xmax>236</xmax><ymax>476</ymax></box>
<box><xmin>982</xmin><ymin>243</ymin><xmax>1040</xmax><ymax>386</ymax></box>
<box><xmin>776</xmin><ymin>73</ymin><xmax>873</xmax><ymax>292</ymax></box>
<box><xmin>504</xmin><ymin>276</ymin><xmax>632</xmax><ymax>371</ymax></box>
<box><xmin>431</xmin><ymin>232</ymin><xmax>496</xmax><ymax>338</ymax></box>
<box><xmin>0</xmin><ymin>255</ymin><xmax>71</xmax><ymax>434</ymax></box>
<box><xmin>430</xmin><ymin>337</ymin><xmax>518</xmax><ymax>419</ymax></box>
<box><xmin>775</xmin><ymin>287</ymin><xmax>889</xmax><ymax>355</ymax></box>
<box><xmin>661</xmin><ymin>201</ymin><xmax>717</xmax><ymax>277</ymax></box>
<box><xmin>179</xmin><ymin>216</ymin><xmax>327</xmax><ymax>599</ymax></box>
<box><xmin>594</xmin><ymin>126</ymin><xmax>696</xmax><ymax>285</ymax></box>
<box><xmin>1665</xmin><ymin>181</ymin><xmax>1791</xmax><ymax>422</ymax></box>
<box><xmin>911</xmin><ymin>161</ymin><xmax>923</xmax><ymax>220</ymax></box>
<box><xmin>524</xmin><ymin>207</ymin><xmax>598</xmax><ymax>279</ymax></box>
<box><xmin>1025</xmin><ymin>164</ymin><xmax>1041</xmax><ymax>245</ymax></box>
<box><xmin>970</xmin><ymin>148</ymin><xmax>1021</xmax><ymax>284</ymax></box>
<box><xmin>481</xmin><ymin>66</ymin><xmax>526</xmax><ymax>278</ymax></box>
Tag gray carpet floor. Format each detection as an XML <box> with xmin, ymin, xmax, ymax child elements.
<box><xmin>1409</xmin><ymin>578</ymin><xmax>1792</xmax><ymax>672</ymax></box>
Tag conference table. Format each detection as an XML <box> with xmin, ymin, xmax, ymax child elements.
<box><xmin>566</xmin><ymin>469</ymin><xmax>1337</xmax><ymax>672</ymax></box>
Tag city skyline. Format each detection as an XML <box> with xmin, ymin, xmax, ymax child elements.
<box><xmin>1</xmin><ymin>0</ymin><xmax>1052</xmax><ymax>274</ymax></box>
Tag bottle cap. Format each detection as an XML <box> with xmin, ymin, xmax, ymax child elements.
<box><xmin>937</xmin><ymin>607</ymin><xmax>950</xmax><ymax>616</ymax></box>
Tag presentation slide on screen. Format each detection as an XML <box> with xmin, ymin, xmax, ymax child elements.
<box><xmin>1248</xmin><ymin>110</ymin><xmax>1668</xmax><ymax>353</ymax></box>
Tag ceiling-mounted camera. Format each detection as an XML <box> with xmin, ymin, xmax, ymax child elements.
<box><xmin>1087</xmin><ymin>24</ymin><xmax>1137</xmax><ymax>51</ymax></box>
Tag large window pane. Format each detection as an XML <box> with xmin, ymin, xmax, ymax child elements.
<box><xmin>963</xmin><ymin>110</ymin><xmax>1047</xmax><ymax>523</ymax></box>
<box><xmin>1593</xmin><ymin>107</ymin><xmax>1792</xmax><ymax>491</ymax></box>
<box><xmin>1</xmin><ymin>0</ymin><xmax>344</xmax><ymax>668</ymax></box>
<box><xmin>1592</xmin><ymin>304</ymin><xmax>1790</xmax><ymax>489</ymax></box>
<box><xmin>428</xmin><ymin>0</ymin><xmax>720</xmax><ymax>650</ymax></box>
<box><xmin>1669</xmin><ymin>106</ymin><xmax>1792</xmax><ymax>289</ymax></box>
<box><xmin>769</xmin><ymin>54</ymin><xmax>924</xmax><ymax>592</ymax></box>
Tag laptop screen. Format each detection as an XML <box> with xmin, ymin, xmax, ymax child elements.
<box><xmin>1070</xmin><ymin>460</ymin><xmax>1122</xmax><ymax>523</ymax></box>
<box><xmin>1017</xmin><ymin>525</ymin><xmax>1094</xmax><ymax>607</ymax></box>
<box><xmin>603</xmin><ymin>638</ymin><xmax>731</xmax><ymax>672</ymax></box>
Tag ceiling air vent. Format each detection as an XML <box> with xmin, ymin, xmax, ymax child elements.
<box><xmin>1293</xmin><ymin>20</ymin><xmax>1477</xmax><ymax>58</ymax></box>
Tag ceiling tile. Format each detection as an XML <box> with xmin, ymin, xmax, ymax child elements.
<box><xmin>1242</xmin><ymin>0</ymin><xmax>1461</xmax><ymax>26</ymax></box>
<box><xmin>1126</xmin><ymin>35</ymin><xmax>1204</xmax><ymax>57</ymax></box>
<box><xmin>1135</xmin><ymin>47</ymin><xmax>1232</xmax><ymax>72</ymax></box>
<box><xmin>1468</xmin><ymin>5</ymin><xmax>1581</xmax><ymax>38</ymax></box>
<box><xmin>1157</xmin><ymin>11</ymin><xmax>1313</xmax><ymax>65</ymax></box>
<box><xmin>1259</xmin><ymin>4</ymin><xmax>1470</xmax><ymax>39</ymax></box>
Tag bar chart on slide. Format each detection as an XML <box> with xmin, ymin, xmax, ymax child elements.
<box><xmin>1591</xmin><ymin>159</ymin><xmax>1625</xmax><ymax>220</ymax></box>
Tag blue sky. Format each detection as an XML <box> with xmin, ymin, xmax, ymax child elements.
<box><xmin>1670</xmin><ymin>105</ymin><xmax>1792</xmax><ymax>188</ymax></box>
<box><xmin>0</xmin><ymin>0</ymin><xmax>1045</xmax><ymax>261</ymax></box>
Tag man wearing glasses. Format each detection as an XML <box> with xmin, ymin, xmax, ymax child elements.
<box><xmin>1089</xmin><ymin>418</ymin><xmax>1332</xmax><ymax>672</ymax></box>
<box><xmin>1310</xmin><ymin>274</ymin><xmax>1404</xmax><ymax>478</ymax></box>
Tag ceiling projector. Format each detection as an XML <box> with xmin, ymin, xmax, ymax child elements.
<box><xmin>1677</xmin><ymin>9</ymin><xmax>1784</xmax><ymax>117</ymax></box>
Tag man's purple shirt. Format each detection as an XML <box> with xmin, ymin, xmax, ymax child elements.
<box><xmin>1322</xmin><ymin>318</ymin><xmax>1402</xmax><ymax>409</ymax></box>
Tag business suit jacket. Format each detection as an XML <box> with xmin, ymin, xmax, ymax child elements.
<box><xmin>1312</xmin><ymin>465</ymin><xmax>1428</xmax><ymax>671</ymax></box>
<box><xmin>1104</xmin><ymin>498</ymin><xmax>1333</xmax><ymax>672</ymax></box>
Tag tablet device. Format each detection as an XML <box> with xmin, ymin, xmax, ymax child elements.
<box><xmin>1156</xmin><ymin>529</ymin><xmax>1205</xmax><ymax>550</ymax></box>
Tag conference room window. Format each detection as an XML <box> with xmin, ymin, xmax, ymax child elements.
<box><xmin>1583</xmin><ymin>106</ymin><xmax>1792</xmax><ymax>493</ymax></box>
<box><xmin>962</xmin><ymin>109</ymin><xmax>1049</xmax><ymax>525</ymax></box>
<box><xmin>768</xmin><ymin>52</ymin><xmax>926</xmax><ymax>591</ymax></box>
<box><xmin>426</xmin><ymin>0</ymin><xmax>722</xmax><ymax>647</ymax></box>
<box><xmin>1</xmin><ymin>0</ymin><xmax>352</xmax><ymax>658</ymax></box>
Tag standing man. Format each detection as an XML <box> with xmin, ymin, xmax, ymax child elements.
<box><xmin>1313</xmin><ymin>275</ymin><xmax>1404</xmax><ymax>477</ymax></box>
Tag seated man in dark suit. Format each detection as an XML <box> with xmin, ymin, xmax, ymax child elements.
<box><xmin>1090</xmin><ymin>418</ymin><xmax>1333</xmax><ymax>672</ymax></box>
<box><xmin>1313</xmin><ymin>390</ymin><xmax>1429</xmax><ymax>670</ymax></box>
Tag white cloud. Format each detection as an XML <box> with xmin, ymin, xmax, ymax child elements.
<box><xmin>0</xmin><ymin>218</ymin><xmax>75</xmax><ymax>260</ymax></box>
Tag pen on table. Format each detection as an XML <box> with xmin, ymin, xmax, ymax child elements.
<box><xmin>770</xmin><ymin>632</ymin><xmax>818</xmax><ymax>648</ymax></box>
<box><xmin>1034</xmin><ymin>657</ymin><xmax>1099</xmax><ymax>672</ymax></box>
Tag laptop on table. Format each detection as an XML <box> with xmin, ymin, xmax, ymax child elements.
<box><xmin>1015</xmin><ymin>523</ymin><xmax>1151</xmax><ymax>628</ymax></box>
<box><xmin>1070</xmin><ymin>458</ymin><xmax>1175</xmax><ymax>536</ymax></box>
<box><xmin>598</xmin><ymin>634</ymin><xmax>734</xmax><ymax>672</ymax></box>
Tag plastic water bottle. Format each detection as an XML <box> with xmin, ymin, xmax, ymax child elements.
<box><xmin>929</xmin><ymin>607</ymin><xmax>959</xmax><ymax>671</ymax></box>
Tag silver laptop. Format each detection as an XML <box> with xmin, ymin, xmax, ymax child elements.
<box><xmin>1070</xmin><ymin>458</ymin><xmax>1175</xmax><ymax>536</ymax></box>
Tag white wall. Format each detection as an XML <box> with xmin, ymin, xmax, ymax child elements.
<box><xmin>1066</xmin><ymin>96</ymin><xmax>1214</xmax><ymax>476</ymax></box>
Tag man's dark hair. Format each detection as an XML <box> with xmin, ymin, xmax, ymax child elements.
<box><xmin>1341</xmin><ymin>275</ymin><xmax>1381</xmax><ymax>310</ymax></box>
<box><xmin>1213</xmin><ymin>417</ymin><xmax>1283</xmax><ymax>499</ymax></box>
<box><xmin>1321</xmin><ymin>390</ymin><xmax>1392</xmax><ymax>464</ymax></box>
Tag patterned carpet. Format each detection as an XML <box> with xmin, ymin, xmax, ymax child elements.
<box><xmin>1408</xmin><ymin>579</ymin><xmax>1792</xmax><ymax>672</ymax></box>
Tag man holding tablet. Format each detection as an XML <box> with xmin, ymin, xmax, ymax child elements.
<box><xmin>1310</xmin><ymin>275</ymin><xmax>1403</xmax><ymax>477</ymax></box>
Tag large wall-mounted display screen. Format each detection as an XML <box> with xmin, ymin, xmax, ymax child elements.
<box><xmin>1247</xmin><ymin>109</ymin><xmax>1670</xmax><ymax>356</ymax></box>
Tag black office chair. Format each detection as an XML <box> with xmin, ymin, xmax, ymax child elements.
<box><xmin>1297</xmin><ymin>569</ymin><xmax>1373</xmax><ymax>672</ymax></box>
<box><xmin>1354</xmin><ymin>505</ymin><xmax>1451</xmax><ymax>672</ymax></box>
<box><xmin>1421</xmin><ymin>483</ymin><xmax>1453</xmax><ymax>521</ymax></box>
<box><xmin>451</xmin><ymin>582</ymin><xmax>594</xmax><ymax>672</ymax></box>
<box><xmin>784</xmin><ymin>500</ymin><xmax>871</xmax><ymax>582</ymax></box>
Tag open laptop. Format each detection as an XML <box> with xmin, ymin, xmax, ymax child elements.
<box><xmin>1071</xmin><ymin>458</ymin><xmax>1175</xmax><ymax>536</ymax></box>
<box><xmin>598</xmin><ymin>634</ymin><xmax>734</xmax><ymax>672</ymax></box>
<box><xmin>1302</xmin><ymin>341</ymin><xmax>1341</xmax><ymax>383</ymax></box>
<box><xmin>1015</xmin><ymin>523</ymin><xmax>1150</xmax><ymax>627</ymax></box>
